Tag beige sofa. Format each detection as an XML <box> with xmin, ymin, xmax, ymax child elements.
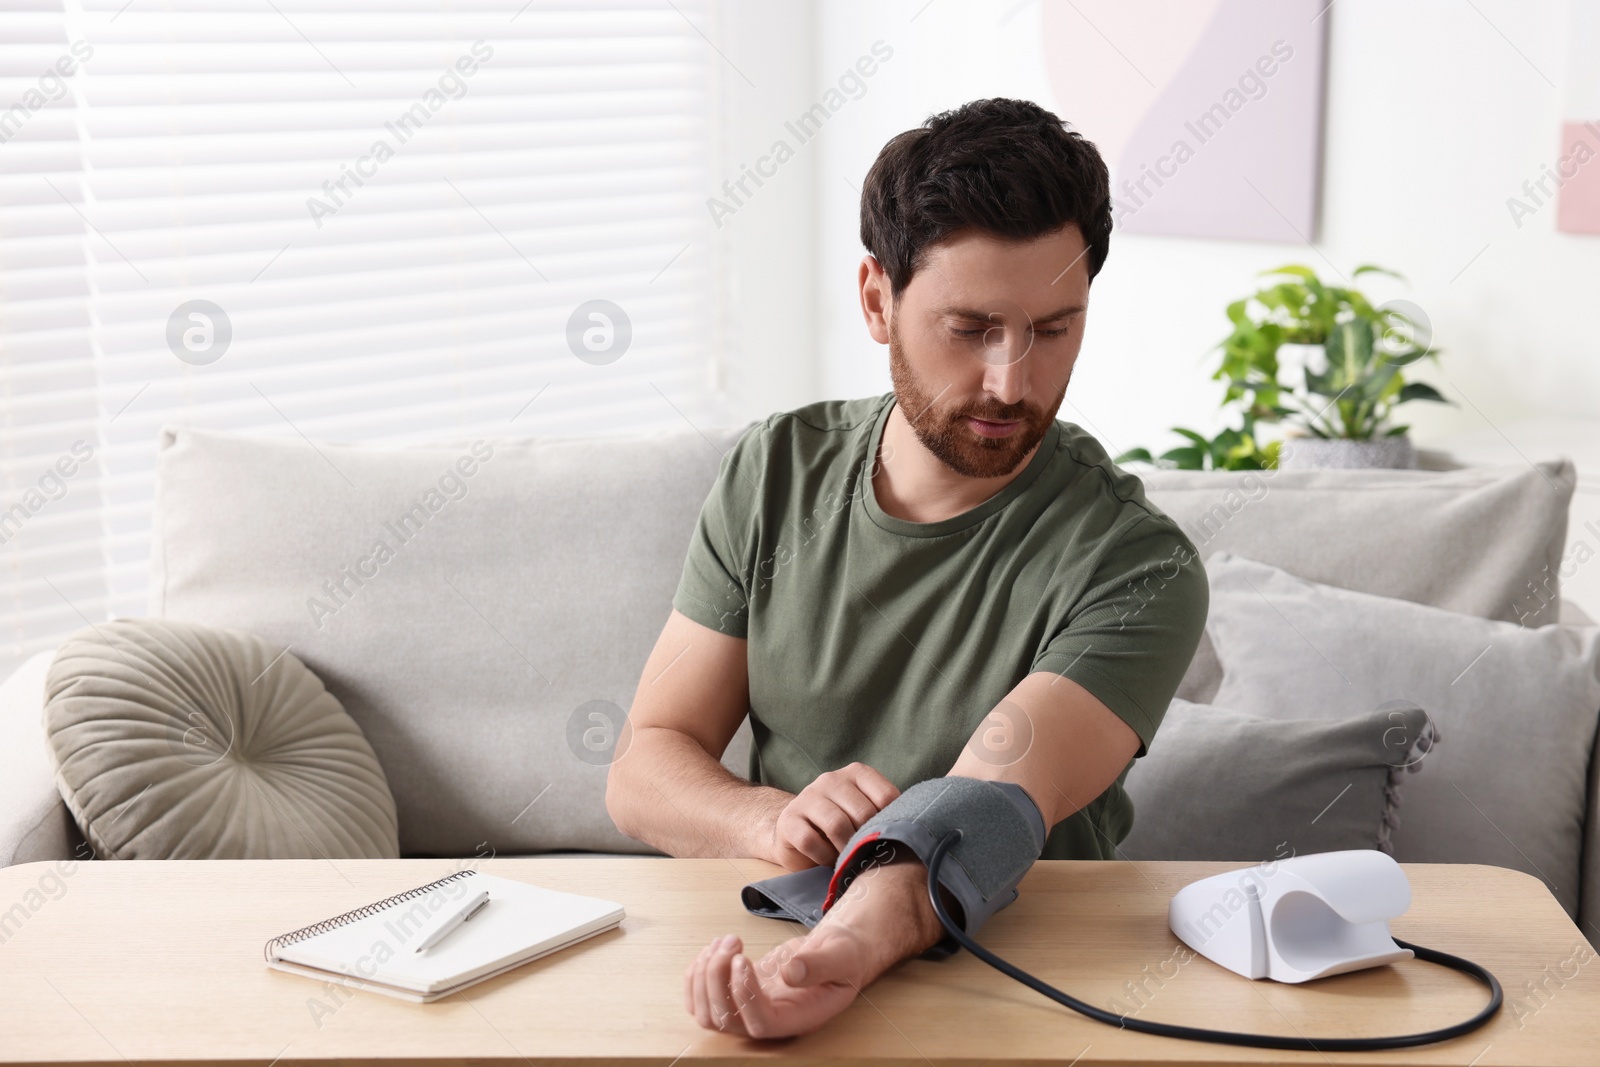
<box><xmin>3</xmin><ymin>422</ymin><xmax>1593</xmax><ymax>942</ymax></box>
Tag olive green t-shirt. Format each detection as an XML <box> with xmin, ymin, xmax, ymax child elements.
<box><xmin>670</xmin><ymin>391</ymin><xmax>1208</xmax><ymax>860</ymax></box>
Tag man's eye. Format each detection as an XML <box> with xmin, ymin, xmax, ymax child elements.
<box><xmin>948</xmin><ymin>324</ymin><xmax>1070</xmax><ymax>339</ymax></box>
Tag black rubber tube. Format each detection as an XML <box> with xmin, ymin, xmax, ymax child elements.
<box><xmin>925</xmin><ymin>829</ymin><xmax>1501</xmax><ymax>1051</ymax></box>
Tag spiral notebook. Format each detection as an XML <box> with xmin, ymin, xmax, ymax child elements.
<box><xmin>263</xmin><ymin>869</ymin><xmax>625</xmax><ymax>1003</ymax></box>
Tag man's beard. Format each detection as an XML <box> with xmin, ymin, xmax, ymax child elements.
<box><xmin>887</xmin><ymin>317</ymin><xmax>1063</xmax><ymax>479</ymax></box>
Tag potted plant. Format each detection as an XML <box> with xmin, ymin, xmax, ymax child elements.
<box><xmin>1115</xmin><ymin>264</ymin><xmax>1451</xmax><ymax>471</ymax></box>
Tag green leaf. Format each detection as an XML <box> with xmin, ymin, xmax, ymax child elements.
<box><xmin>1222</xmin><ymin>433</ymin><xmax>1256</xmax><ymax>462</ymax></box>
<box><xmin>1384</xmin><ymin>424</ymin><xmax>1411</xmax><ymax>436</ymax></box>
<box><xmin>1397</xmin><ymin>381</ymin><xmax>1450</xmax><ymax>404</ymax></box>
<box><xmin>1159</xmin><ymin>446</ymin><xmax>1206</xmax><ymax>470</ymax></box>
<box><xmin>1303</xmin><ymin>364</ymin><xmax>1341</xmax><ymax>397</ymax></box>
<box><xmin>1379</xmin><ymin>346</ymin><xmax>1428</xmax><ymax>368</ymax></box>
<box><xmin>1113</xmin><ymin>447</ymin><xmax>1155</xmax><ymax>464</ymax></box>
<box><xmin>1324</xmin><ymin>320</ymin><xmax>1374</xmax><ymax>387</ymax></box>
<box><xmin>1261</xmin><ymin>264</ymin><xmax>1318</xmax><ymax>281</ymax></box>
<box><xmin>1353</xmin><ymin>264</ymin><xmax>1405</xmax><ymax>282</ymax></box>
<box><xmin>1172</xmin><ymin>427</ymin><xmax>1211</xmax><ymax>447</ymax></box>
<box><xmin>1344</xmin><ymin>291</ymin><xmax>1379</xmax><ymax>320</ymax></box>
<box><xmin>1364</xmin><ymin>362</ymin><xmax>1401</xmax><ymax>402</ymax></box>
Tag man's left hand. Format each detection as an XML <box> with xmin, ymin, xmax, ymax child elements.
<box><xmin>685</xmin><ymin>925</ymin><xmax>869</xmax><ymax>1038</ymax></box>
<box><xmin>684</xmin><ymin>857</ymin><xmax>943</xmax><ymax>1038</ymax></box>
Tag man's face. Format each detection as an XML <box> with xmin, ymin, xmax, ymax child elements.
<box><xmin>884</xmin><ymin>225</ymin><xmax>1091</xmax><ymax>479</ymax></box>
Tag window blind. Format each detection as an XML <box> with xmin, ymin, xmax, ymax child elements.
<box><xmin>0</xmin><ymin>0</ymin><xmax>725</xmax><ymax>677</ymax></box>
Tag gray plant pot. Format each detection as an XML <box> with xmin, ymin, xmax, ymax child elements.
<box><xmin>1277</xmin><ymin>435</ymin><xmax>1417</xmax><ymax>470</ymax></box>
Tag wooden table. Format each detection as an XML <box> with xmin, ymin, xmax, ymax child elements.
<box><xmin>1</xmin><ymin>856</ymin><xmax>1594</xmax><ymax>1066</ymax></box>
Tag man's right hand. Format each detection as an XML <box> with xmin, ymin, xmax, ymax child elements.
<box><xmin>766</xmin><ymin>762</ymin><xmax>901</xmax><ymax>870</ymax></box>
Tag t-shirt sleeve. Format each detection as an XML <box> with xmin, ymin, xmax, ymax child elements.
<box><xmin>1030</xmin><ymin>513</ymin><xmax>1209</xmax><ymax>757</ymax></box>
<box><xmin>670</xmin><ymin>420</ymin><xmax>766</xmax><ymax>638</ymax></box>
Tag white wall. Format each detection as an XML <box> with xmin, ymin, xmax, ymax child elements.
<box><xmin>798</xmin><ymin>0</ymin><xmax>1600</xmax><ymax>457</ymax></box>
<box><xmin>704</xmin><ymin>3</ymin><xmax>822</xmax><ymax>425</ymax></box>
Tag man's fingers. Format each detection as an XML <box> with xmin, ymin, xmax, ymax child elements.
<box><xmin>800</xmin><ymin>837</ymin><xmax>837</xmax><ymax>867</ymax></box>
<box><xmin>690</xmin><ymin>942</ymin><xmax>714</xmax><ymax>1029</ymax></box>
<box><xmin>848</xmin><ymin>764</ymin><xmax>902</xmax><ymax>810</ymax></box>
<box><xmin>773</xmin><ymin>766</ymin><xmax>901</xmax><ymax>872</ymax></box>
<box><xmin>825</xmin><ymin>780</ymin><xmax>886</xmax><ymax>830</ymax></box>
<box><xmin>807</xmin><ymin>802</ymin><xmax>857</xmax><ymax>853</ymax></box>
<box><xmin>705</xmin><ymin>937</ymin><xmax>745</xmax><ymax>1034</ymax></box>
<box><xmin>729</xmin><ymin>953</ymin><xmax>777</xmax><ymax>1037</ymax></box>
<box><xmin>684</xmin><ymin>944</ymin><xmax>702</xmax><ymax>1017</ymax></box>
<box><xmin>782</xmin><ymin>818</ymin><xmax>838</xmax><ymax>868</ymax></box>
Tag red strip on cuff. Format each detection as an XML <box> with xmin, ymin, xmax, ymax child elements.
<box><xmin>821</xmin><ymin>831</ymin><xmax>882</xmax><ymax>912</ymax></box>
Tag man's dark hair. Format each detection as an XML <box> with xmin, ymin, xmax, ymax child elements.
<box><xmin>860</xmin><ymin>97</ymin><xmax>1112</xmax><ymax>298</ymax></box>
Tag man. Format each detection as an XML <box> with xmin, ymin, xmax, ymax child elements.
<box><xmin>605</xmin><ymin>97</ymin><xmax>1207</xmax><ymax>1038</ymax></box>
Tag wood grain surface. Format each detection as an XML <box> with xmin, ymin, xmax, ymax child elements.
<box><xmin>0</xmin><ymin>856</ymin><xmax>1592</xmax><ymax>1066</ymax></box>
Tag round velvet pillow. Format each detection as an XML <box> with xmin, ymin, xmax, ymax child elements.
<box><xmin>43</xmin><ymin>618</ymin><xmax>399</xmax><ymax>860</ymax></box>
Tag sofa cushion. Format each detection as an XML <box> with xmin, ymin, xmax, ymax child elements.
<box><xmin>1206</xmin><ymin>552</ymin><xmax>1600</xmax><ymax>918</ymax></box>
<box><xmin>0</xmin><ymin>649</ymin><xmax>80</xmax><ymax>866</ymax></box>
<box><xmin>43</xmin><ymin>617</ymin><xmax>398</xmax><ymax>860</ymax></box>
<box><xmin>1138</xmin><ymin>460</ymin><xmax>1576</xmax><ymax>703</ymax></box>
<box><xmin>1120</xmin><ymin>700</ymin><xmax>1434</xmax><ymax>862</ymax></box>
<box><xmin>150</xmin><ymin>425</ymin><xmax>755</xmax><ymax>858</ymax></box>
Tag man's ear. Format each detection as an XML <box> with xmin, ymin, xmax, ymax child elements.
<box><xmin>858</xmin><ymin>255</ymin><xmax>892</xmax><ymax>345</ymax></box>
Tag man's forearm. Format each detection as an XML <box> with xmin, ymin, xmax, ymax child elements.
<box><xmin>811</xmin><ymin>853</ymin><xmax>946</xmax><ymax>980</ymax></box>
<box><xmin>609</xmin><ymin>725</ymin><xmax>794</xmax><ymax>862</ymax></box>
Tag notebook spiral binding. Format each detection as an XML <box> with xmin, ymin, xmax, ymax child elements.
<box><xmin>262</xmin><ymin>869</ymin><xmax>477</xmax><ymax>962</ymax></box>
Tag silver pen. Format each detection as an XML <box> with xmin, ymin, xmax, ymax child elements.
<box><xmin>412</xmin><ymin>888</ymin><xmax>491</xmax><ymax>953</ymax></box>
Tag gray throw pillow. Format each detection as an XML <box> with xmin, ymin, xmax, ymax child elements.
<box><xmin>43</xmin><ymin>617</ymin><xmax>400</xmax><ymax>860</ymax></box>
<box><xmin>1138</xmin><ymin>460</ymin><xmax>1576</xmax><ymax>703</ymax></box>
<box><xmin>1120</xmin><ymin>700</ymin><xmax>1435</xmax><ymax>863</ymax></box>
<box><xmin>1206</xmin><ymin>552</ymin><xmax>1600</xmax><ymax>918</ymax></box>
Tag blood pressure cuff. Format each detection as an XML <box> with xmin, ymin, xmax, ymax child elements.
<box><xmin>739</xmin><ymin>777</ymin><xmax>1047</xmax><ymax>961</ymax></box>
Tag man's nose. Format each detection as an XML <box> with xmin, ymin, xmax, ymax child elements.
<box><xmin>980</xmin><ymin>328</ymin><xmax>1030</xmax><ymax>407</ymax></box>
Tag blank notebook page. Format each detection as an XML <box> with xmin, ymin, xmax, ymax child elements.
<box><xmin>270</xmin><ymin>870</ymin><xmax>625</xmax><ymax>994</ymax></box>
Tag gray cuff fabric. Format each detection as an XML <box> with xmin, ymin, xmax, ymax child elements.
<box><xmin>739</xmin><ymin>864</ymin><xmax>831</xmax><ymax>927</ymax></box>
<box><xmin>738</xmin><ymin>777</ymin><xmax>1047</xmax><ymax>962</ymax></box>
